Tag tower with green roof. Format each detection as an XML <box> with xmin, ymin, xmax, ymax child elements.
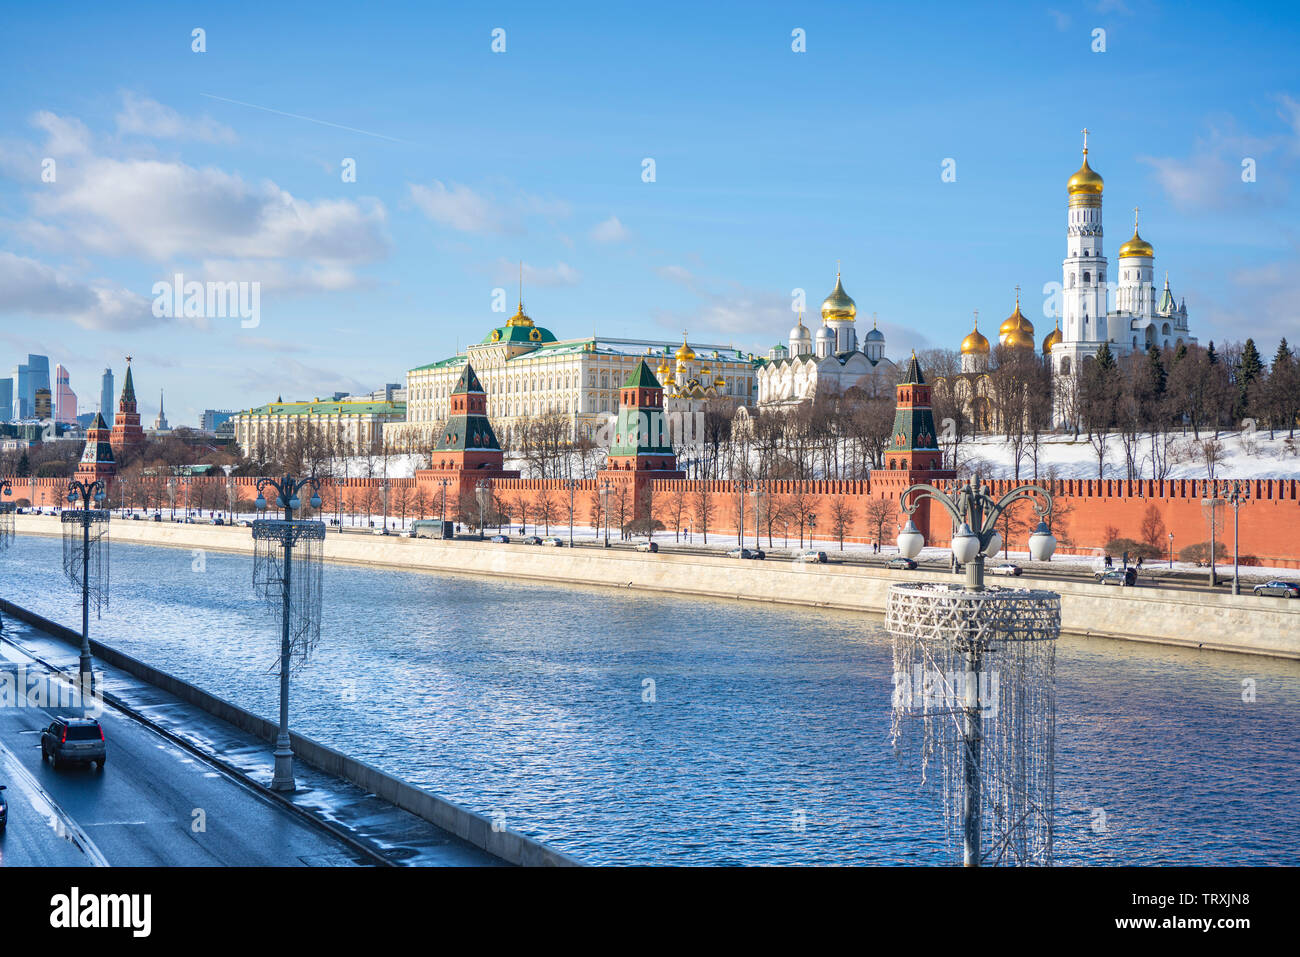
<box><xmin>431</xmin><ymin>362</ymin><xmax>505</xmax><ymax>471</ymax></box>
<box><xmin>606</xmin><ymin>361</ymin><xmax>679</xmax><ymax>473</ymax></box>
<box><xmin>109</xmin><ymin>355</ymin><xmax>146</xmax><ymax>457</ymax></box>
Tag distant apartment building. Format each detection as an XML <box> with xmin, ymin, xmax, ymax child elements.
<box><xmin>201</xmin><ymin>409</ymin><xmax>237</xmax><ymax>433</ymax></box>
<box><xmin>34</xmin><ymin>387</ymin><xmax>52</xmax><ymax>421</ymax></box>
<box><xmin>0</xmin><ymin>379</ymin><xmax>11</xmax><ymax>423</ymax></box>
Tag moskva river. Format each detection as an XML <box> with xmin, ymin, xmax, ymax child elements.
<box><xmin>7</xmin><ymin>535</ymin><xmax>1298</xmax><ymax>865</ymax></box>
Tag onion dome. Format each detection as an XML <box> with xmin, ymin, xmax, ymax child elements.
<box><xmin>674</xmin><ymin>334</ymin><xmax>695</xmax><ymax>363</ymax></box>
<box><xmin>1067</xmin><ymin>148</ymin><xmax>1104</xmax><ymax>195</ymax></box>
<box><xmin>815</xmin><ymin>325</ymin><xmax>835</xmax><ymax>344</ymax></box>
<box><xmin>789</xmin><ymin>311</ymin><xmax>811</xmax><ymax>341</ymax></box>
<box><xmin>998</xmin><ymin>292</ymin><xmax>1035</xmax><ymax>348</ymax></box>
<box><xmin>1042</xmin><ymin>319</ymin><xmax>1062</xmax><ymax>355</ymax></box>
<box><xmin>864</xmin><ymin>313</ymin><xmax>884</xmax><ymax>342</ymax></box>
<box><xmin>656</xmin><ymin>356</ymin><xmax>671</xmax><ymax>378</ymax></box>
<box><xmin>961</xmin><ymin>317</ymin><xmax>990</xmax><ymax>355</ymax></box>
<box><xmin>1118</xmin><ymin>209</ymin><xmax>1154</xmax><ymax>258</ymax></box>
<box><xmin>820</xmin><ymin>271</ymin><xmax>857</xmax><ymax>322</ymax></box>
<box><xmin>714</xmin><ymin>374</ymin><xmax>726</xmax><ymax>389</ymax></box>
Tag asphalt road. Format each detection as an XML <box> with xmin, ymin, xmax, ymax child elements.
<box><xmin>0</xmin><ymin>643</ymin><xmax>364</xmax><ymax>867</ymax></box>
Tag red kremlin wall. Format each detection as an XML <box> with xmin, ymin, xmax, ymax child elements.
<box><xmin>7</xmin><ymin>472</ymin><xmax>1300</xmax><ymax>568</ymax></box>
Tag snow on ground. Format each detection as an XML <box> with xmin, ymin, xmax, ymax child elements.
<box><xmin>956</xmin><ymin>429</ymin><xmax>1300</xmax><ymax>481</ymax></box>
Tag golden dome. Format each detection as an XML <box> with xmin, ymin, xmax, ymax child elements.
<box><xmin>961</xmin><ymin>323</ymin><xmax>990</xmax><ymax>355</ymax></box>
<box><xmin>820</xmin><ymin>272</ymin><xmax>856</xmax><ymax>322</ymax></box>
<box><xmin>656</xmin><ymin>357</ymin><xmax>671</xmax><ymax>376</ymax></box>
<box><xmin>1118</xmin><ymin>212</ymin><xmax>1154</xmax><ymax>259</ymax></box>
<box><xmin>1003</xmin><ymin>328</ymin><xmax>1035</xmax><ymax>350</ymax></box>
<box><xmin>714</xmin><ymin>375</ymin><xmax>726</xmax><ymax>389</ymax></box>
<box><xmin>998</xmin><ymin>294</ymin><xmax>1035</xmax><ymax>347</ymax></box>
<box><xmin>1042</xmin><ymin>320</ymin><xmax>1062</xmax><ymax>355</ymax></box>
<box><xmin>674</xmin><ymin>334</ymin><xmax>695</xmax><ymax>363</ymax></box>
<box><xmin>1067</xmin><ymin>153</ymin><xmax>1104</xmax><ymax>195</ymax></box>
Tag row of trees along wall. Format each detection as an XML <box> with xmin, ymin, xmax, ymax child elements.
<box><xmin>8</xmin><ymin>472</ymin><xmax>1299</xmax><ymax>569</ymax></box>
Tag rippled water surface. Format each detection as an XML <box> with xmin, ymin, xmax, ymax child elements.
<box><xmin>7</xmin><ymin>535</ymin><xmax>1298</xmax><ymax>864</ymax></box>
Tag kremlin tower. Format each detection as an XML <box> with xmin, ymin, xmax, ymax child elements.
<box><xmin>75</xmin><ymin>412</ymin><xmax>116</xmax><ymax>486</ymax></box>
<box><xmin>110</xmin><ymin>356</ymin><xmax>147</xmax><ymax>457</ymax></box>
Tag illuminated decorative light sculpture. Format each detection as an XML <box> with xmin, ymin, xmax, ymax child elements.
<box><xmin>63</xmin><ymin>479</ymin><xmax>110</xmax><ymax>699</ymax></box>
<box><xmin>888</xmin><ymin>477</ymin><xmax>1060</xmax><ymax>866</ymax></box>
<box><xmin>251</xmin><ymin>474</ymin><xmax>325</xmax><ymax>792</ymax></box>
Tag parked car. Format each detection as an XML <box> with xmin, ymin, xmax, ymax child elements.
<box><xmin>1252</xmin><ymin>580</ymin><xmax>1300</xmax><ymax>599</ymax></box>
<box><xmin>0</xmin><ymin>783</ymin><xmax>7</xmax><ymax>831</ymax></box>
<box><xmin>372</xmin><ymin>527</ymin><xmax>391</xmax><ymax>536</ymax></box>
<box><xmin>798</xmin><ymin>550</ymin><xmax>827</xmax><ymax>563</ymax></box>
<box><xmin>151</xmin><ymin>513</ymin><xmax>162</xmax><ymax>522</ymax></box>
<box><xmin>542</xmin><ymin>537</ymin><xmax>565</xmax><ymax>547</ymax></box>
<box><xmin>989</xmin><ymin>562</ymin><xmax>1023</xmax><ymax>576</ymax></box>
<box><xmin>1096</xmin><ymin>567</ymin><xmax>1138</xmax><ymax>586</ymax></box>
<box><xmin>887</xmin><ymin>557</ymin><xmax>918</xmax><ymax>571</ymax></box>
<box><xmin>635</xmin><ymin>540</ymin><xmax>659</xmax><ymax>553</ymax></box>
<box><xmin>522</xmin><ymin>535</ymin><xmax>543</xmax><ymax>545</ymax></box>
<box><xmin>41</xmin><ymin>717</ymin><xmax>106</xmax><ymax>770</ymax></box>
<box><xmin>237</xmin><ymin>519</ymin><xmax>252</xmax><ymax>527</ymax></box>
<box><xmin>489</xmin><ymin>535</ymin><xmax>510</xmax><ymax>543</ymax></box>
<box><xmin>727</xmin><ymin>547</ymin><xmax>760</xmax><ymax>560</ymax></box>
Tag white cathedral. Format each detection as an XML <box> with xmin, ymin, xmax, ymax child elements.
<box><xmin>755</xmin><ymin>271</ymin><xmax>897</xmax><ymax>407</ymax></box>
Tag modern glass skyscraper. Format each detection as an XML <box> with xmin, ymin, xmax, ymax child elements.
<box><xmin>11</xmin><ymin>354</ymin><xmax>50</xmax><ymax>420</ymax></box>
<box><xmin>0</xmin><ymin>378</ymin><xmax>11</xmax><ymax>423</ymax></box>
<box><xmin>100</xmin><ymin>367</ymin><xmax>114</xmax><ymax>419</ymax></box>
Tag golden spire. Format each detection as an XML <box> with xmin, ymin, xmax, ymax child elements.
<box><xmin>505</xmin><ymin>261</ymin><xmax>535</xmax><ymax>328</ymax></box>
<box><xmin>1067</xmin><ymin>128</ymin><xmax>1104</xmax><ymax>196</ymax></box>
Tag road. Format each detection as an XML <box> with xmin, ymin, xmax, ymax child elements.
<box><xmin>0</xmin><ymin>641</ymin><xmax>364</xmax><ymax>867</ymax></box>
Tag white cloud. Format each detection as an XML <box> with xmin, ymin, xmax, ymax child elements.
<box><xmin>590</xmin><ymin>215</ymin><xmax>630</xmax><ymax>243</ymax></box>
<box><xmin>30</xmin><ymin>155</ymin><xmax>390</xmax><ymax>262</ymax></box>
<box><xmin>115</xmin><ymin>93</ymin><xmax>237</xmax><ymax>144</ymax></box>
<box><xmin>409</xmin><ymin>180</ymin><xmax>571</xmax><ymax>235</ymax></box>
<box><xmin>0</xmin><ymin>251</ymin><xmax>153</xmax><ymax>330</ymax></box>
<box><xmin>32</xmin><ymin>111</ymin><xmax>91</xmax><ymax>155</ymax></box>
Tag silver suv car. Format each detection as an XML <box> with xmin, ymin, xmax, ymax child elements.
<box><xmin>41</xmin><ymin>716</ymin><xmax>106</xmax><ymax>769</ymax></box>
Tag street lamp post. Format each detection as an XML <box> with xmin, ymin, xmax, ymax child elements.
<box><xmin>751</xmin><ymin>485</ymin><xmax>766</xmax><ymax>551</ymax></box>
<box><xmin>1168</xmin><ymin>531</ymin><xmax>1174</xmax><ymax>570</ymax></box>
<box><xmin>1223</xmin><ymin>481</ymin><xmax>1248</xmax><ymax>596</ymax></box>
<box><xmin>600</xmin><ymin>480</ymin><xmax>611</xmax><ymax>548</ymax></box>
<box><xmin>437</xmin><ymin>477</ymin><xmax>450</xmax><ymax>537</ymax></box>
<box><xmin>253</xmin><ymin>474</ymin><xmax>323</xmax><ymax>792</ymax></box>
<box><xmin>1201</xmin><ymin>489</ymin><xmax>1221</xmax><ymax>588</ymax></box>
<box><xmin>0</xmin><ymin>480</ymin><xmax>13</xmax><ymax>633</ymax></box>
<box><xmin>564</xmin><ymin>478</ymin><xmax>577</xmax><ymax>548</ymax></box>
<box><xmin>475</xmin><ymin>479</ymin><xmax>491</xmax><ymax>539</ymax></box>
<box><xmin>736</xmin><ymin>479</ymin><xmax>749</xmax><ymax>552</ymax></box>
<box><xmin>65</xmin><ymin>479</ymin><xmax>108</xmax><ymax>699</ymax></box>
<box><xmin>896</xmin><ymin>476</ymin><xmax>1057</xmax><ymax>866</ymax></box>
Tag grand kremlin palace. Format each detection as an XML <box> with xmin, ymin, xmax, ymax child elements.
<box><xmin>387</xmin><ymin>298</ymin><xmax>761</xmax><ymax>447</ymax></box>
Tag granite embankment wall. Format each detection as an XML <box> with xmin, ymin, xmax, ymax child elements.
<box><xmin>13</xmin><ymin>515</ymin><xmax>1299</xmax><ymax>660</ymax></box>
<box><xmin>0</xmin><ymin>593</ymin><xmax>575</xmax><ymax>867</ymax></box>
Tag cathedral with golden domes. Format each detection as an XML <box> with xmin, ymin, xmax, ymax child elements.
<box><xmin>755</xmin><ymin>270</ymin><xmax>896</xmax><ymax>407</ymax></box>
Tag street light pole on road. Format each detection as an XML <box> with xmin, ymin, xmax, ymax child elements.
<box><xmin>64</xmin><ymin>479</ymin><xmax>109</xmax><ymax>700</ymax></box>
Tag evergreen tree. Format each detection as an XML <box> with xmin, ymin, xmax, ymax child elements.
<box><xmin>1269</xmin><ymin>338</ymin><xmax>1299</xmax><ymax>438</ymax></box>
<box><xmin>1206</xmin><ymin>340</ymin><xmax>1218</xmax><ymax>365</ymax></box>
<box><xmin>16</xmin><ymin>452</ymin><xmax>30</xmax><ymax>477</ymax></box>
<box><xmin>1237</xmin><ymin>338</ymin><xmax>1264</xmax><ymax>423</ymax></box>
<box><xmin>1145</xmin><ymin>343</ymin><xmax>1167</xmax><ymax>400</ymax></box>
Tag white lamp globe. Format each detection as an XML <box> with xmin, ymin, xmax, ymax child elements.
<box><xmin>951</xmin><ymin>522</ymin><xmax>981</xmax><ymax>565</ymax></box>
<box><xmin>1028</xmin><ymin>521</ymin><xmax>1057</xmax><ymax>562</ymax></box>
<box><xmin>896</xmin><ymin>519</ymin><xmax>925</xmax><ymax>559</ymax></box>
<box><xmin>983</xmin><ymin>530</ymin><xmax>1002</xmax><ymax>557</ymax></box>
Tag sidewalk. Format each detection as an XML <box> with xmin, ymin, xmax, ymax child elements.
<box><xmin>0</xmin><ymin>615</ymin><xmax>506</xmax><ymax>867</ymax></box>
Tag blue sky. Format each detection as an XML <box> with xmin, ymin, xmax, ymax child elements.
<box><xmin>2</xmin><ymin>0</ymin><xmax>1297</xmax><ymax>427</ymax></box>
